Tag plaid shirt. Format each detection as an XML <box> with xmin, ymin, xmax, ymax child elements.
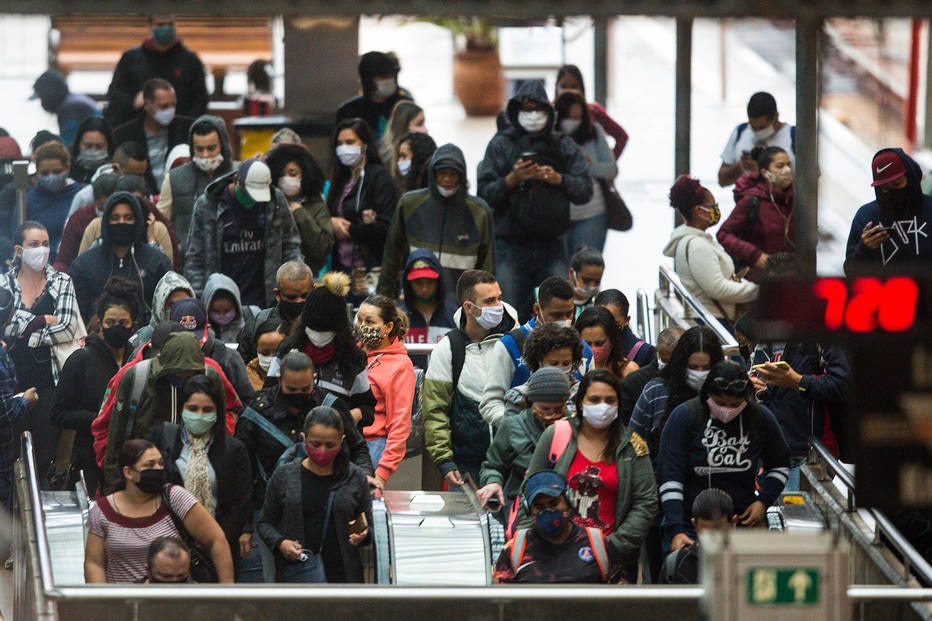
<box><xmin>0</xmin><ymin>345</ymin><xmax>30</xmax><ymax>508</ymax></box>
<box><xmin>3</xmin><ymin>266</ymin><xmax>82</xmax><ymax>385</ymax></box>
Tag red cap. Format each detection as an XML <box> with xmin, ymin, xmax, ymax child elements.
<box><xmin>406</xmin><ymin>259</ymin><xmax>440</xmax><ymax>281</ymax></box>
<box><xmin>871</xmin><ymin>150</ymin><xmax>906</xmax><ymax>187</ymax></box>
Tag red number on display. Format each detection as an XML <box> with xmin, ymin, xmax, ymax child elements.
<box><xmin>812</xmin><ymin>277</ymin><xmax>918</xmax><ymax>332</ymax></box>
<box><xmin>813</xmin><ymin>278</ymin><xmax>847</xmax><ymax>330</ymax></box>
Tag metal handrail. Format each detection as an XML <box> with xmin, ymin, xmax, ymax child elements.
<box><xmin>635</xmin><ymin>288</ymin><xmax>653</xmax><ymax>346</ymax></box>
<box><xmin>21</xmin><ymin>432</ymin><xmax>55</xmax><ymax>591</ymax></box>
<box><xmin>403</xmin><ymin>343</ymin><xmax>437</xmax><ymax>356</ymax></box>
<box><xmin>656</xmin><ymin>264</ymin><xmax>739</xmax><ymax>353</ymax></box>
<box><xmin>809</xmin><ymin>437</ymin><xmax>855</xmax><ymax>509</ymax></box>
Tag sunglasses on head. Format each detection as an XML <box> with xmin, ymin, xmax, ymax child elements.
<box><xmin>711</xmin><ymin>377</ymin><xmax>749</xmax><ymax>393</ymax></box>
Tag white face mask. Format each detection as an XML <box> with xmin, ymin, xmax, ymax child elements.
<box><xmin>305</xmin><ymin>328</ymin><xmax>335</xmax><ymax>348</ymax></box>
<box><xmin>336</xmin><ymin>144</ymin><xmax>363</xmax><ymax>168</ymax></box>
<box><xmin>582</xmin><ymin>403</ymin><xmax>618</xmax><ymax>429</ymax></box>
<box><xmin>153</xmin><ymin>107</ymin><xmax>176</xmax><ymax>127</ymax></box>
<box><xmin>657</xmin><ymin>360</ymin><xmax>667</xmax><ymax>371</ymax></box>
<box><xmin>473</xmin><ymin>303</ymin><xmax>503</xmax><ymax>330</ymax></box>
<box><xmin>753</xmin><ymin>124</ymin><xmax>776</xmax><ymax>141</ymax></box>
<box><xmin>397</xmin><ymin>159</ymin><xmax>411</xmax><ymax>176</ymax></box>
<box><xmin>686</xmin><ymin>368</ymin><xmax>710</xmax><ymax>391</ymax></box>
<box><xmin>550</xmin><ymin>319</ymin><xmax>573</xmax><ymax>329</ymax></box>
<box><xmin>194</xmin><ymin>154</ymin><xmax>223</xmax><ymax>173</ymax></box>
<box><xmin>551</xmin><ymin>363</ymin><xmax>574</xmax><ymax>378</ymax></box>
<box><xmin>278</xmin><ymin>176</ymin><xmax>302</xmax><ymax>199</ymax></box>
<box><xmin>374</xmin><ymin>78</ymin><xmax>397</xmax><ymax>99</ymax></box>
<box><xmin>560</xmin><ymin>118</ymin><xmax>581</xmax><ymax>135</ymax></box>
<box><xmin>707</xmin><ymin>397</ymin><xmax>747</xmax><ymax>424</ymax></box>
<box><xmin>21</xmin><ymin>246</ymin><xmax>49</xmax><ymax>271</ymax></box>
<box><xmin>518</xmin><ymin>110</ymin><xmax>548</xmax><ymax>133</ymax></box>
<box><xmin>437</xmin><ymin>185</ymin><xmax>457</xmax><ymax>198</ymax></box>
<box><xmin>257</xmin><ymin>354</ymin><xmax>274</xmax><ymax>372</ymax></box>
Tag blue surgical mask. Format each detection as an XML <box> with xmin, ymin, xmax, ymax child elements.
<box><xmin>152</xmin><ymin>24</ymin><xmax>176</xmax><ymax>46</ymax></box>
<box><xmin>38</xmin><ymin>173</ymin><xmax>67</xmax><ymax>194</ymax></box>
<box><xmin>182</xmin><ymin>409</ymin><xmax>216</xmax><ymax>436</ymax></box>
<box><xmin>535</xmin><ymin>508</ymin><xmax>566</xmax><ymax>538</ymax></box>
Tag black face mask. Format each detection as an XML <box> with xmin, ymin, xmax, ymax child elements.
<box><xmin>109</xmin><ymin>222</ymin><xmax>137</xmax><ymax>247</ymax></box>
<box><xmin>282</xmin><ymin>391</ymin><xmax>315</xmax><ymax>412</ymax></box>
<box><xmin>102</xmin><ymin>325</ymin><xmax>133</xmax><ymax>349</ymax></box>
<box><xmin>135</xmin><ymin>468</ymin><xmax>167</xmax><ymax>494</ymax></box>
<box><xmin>879</xmin><ymin>186</ymin><xmax>911</xmax><ymax>212</ymax></box>
<box><xmin>277</xmin><ymin>299</ymin><xmax>304</xmax><ymax>321</ymax></box>
<box><xmin>739</xmin><ymin>344</ymin><xmax>751</xmax><ymax>361</ymax></box>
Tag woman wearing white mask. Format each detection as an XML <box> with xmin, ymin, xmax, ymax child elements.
<box><xmin>3</xmin><ymin>220</ymin><xmax>83</xmax><ymax>480</ymax></box>
<box><xmin>246</xmin><ymin>319</ymin><xmax>285</xmax><ymax>392</ymax></box>
<box><xmin>658</xmin><ymin>361</ymin><xmax>790</xmax><ymax>557</ymax></box>
<box><xmin>525</xmin><ymin>369</ymin><xmax>657</xmax><ymax>583</ymax></box>
<box><xmin>326</xmin><ymin>118</ymin><xmax>397</xmax><ymax>300</ymax></box>
<box><xmin>266</xmin><ymin>144</ymin><xmax>333</xmax><ymax>274</ymax></box>
<box><xmin>389</xmin><ymin>132</ymin><xmax>436</xmax><ymax>194</ymax></box>
<box><xmin>554</xmin><ymin>90</ymin><xmax>617</xmax><ymax>257</ymax></box>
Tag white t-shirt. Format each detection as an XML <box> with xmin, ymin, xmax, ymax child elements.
<box><xmin>720</xmin><ymin>123</ymin><xmax>795</xmax><ymax>166</ymax></box>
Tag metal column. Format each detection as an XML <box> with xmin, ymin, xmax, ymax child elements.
<box><xmin>593</xmin><ymin>16</ymin><xmax>609</xmax><ymax>106</ymax></box>
<box><xmin>795</xmin><ymin>13</ymin><xmax>821</xmax><ymax>278</ymax></box>
<box><xmin>675</xmin><ymin>17</ymin><xmax>693</xmax><ymax>179</ymax></box>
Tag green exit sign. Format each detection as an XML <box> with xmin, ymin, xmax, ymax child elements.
<box><xmin>746</xmin><ymin>567</ymin><xmax>820</xmax><ymax>605</ymax></box>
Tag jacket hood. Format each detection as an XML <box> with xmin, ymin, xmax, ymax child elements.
<box><xmin>505</xmin><ymin>80</ymin><xmax>555</xmax><ymax>134</ymax></box>
<box><xmin>188</xmin><ymin>114</ymin><xmax>233</xmax><ymax>164</ymax></box>
<box><xmin>203</xmin><ymin>170</ymin><xmax>237</xmax><ymax>200</ymax></box>
<box><xmin>202</xmin><ymin>273</ymin><xmax>247</xmax><ymax>333</ymax></box>
<box><xmin>358</xmin><ymin>51</ymin><xmax>399</xmax><ymax>93</ymax></box>
<box><xmin>428</xmin><ymin>143</ymin><xmax>468</xmax><ymax>198</ymax></box>
<box><xmin>100</xmin><ymin>191</ymin><xmax>147</xmax><ymax>249</ymax></box>
<box><xmin>662</xmin><ymin>224</ymin><xmax>710</xmax><ymax>258</ymax></box>
<box><xmin>151</xmin><ymin>271</ymin><xmax>195</xmax><ymax>326</ymax></box>
<box><xmin>151</xmin><ymin>331</ymin><xmax>205</xmax><ymax>380</ymax></box>
<box><xmin>402</xmin><ymin>248</ymin><xmax>447</xmax><ymax>304</ymax></box>
<box><xmin>872</xmin><ymin>147</ymin><xmax>924</xmax><ymax>211</ymax></box>
<box><xmin>32</xmin><ymin>70</ymin><xmax>69</xmax><ymax>112</ymax></box>
<box><xmin>733</xmin><ymin>172</ymin><xmax>770</xmax><ymax>201</ymax></box>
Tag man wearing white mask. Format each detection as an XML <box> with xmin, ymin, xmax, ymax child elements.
<box><xmin>157</xmin><ymin>115</ymin><xmax>234</xmax><ymax>248</ymax></box>
<box><xmin>424</xmin><ymin>270</ymin><xmax>518</xmax><ymax>488</ymax></box>
<box><xmin>114</xmin><ymin>79</ymin><xmax>194</xmax><ymax>194</ymax></box>
<box><xmin>478</xmin><ymin>80</ymin><xmax>592</xmax><ymax>322</ymax></box>
<box><xmin>717</xmin><ymin>91</ymin><xmax>796</xmax><ymax>187</ymax></box>
<box><xmin>336</xmin><ymin>51</ymin><xmax>413</xmax><ymax>142</ymax></box>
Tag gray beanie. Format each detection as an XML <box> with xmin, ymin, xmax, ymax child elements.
<box><xmin>525</xmin><ymin>367</ymin><xmax>572</xmax><ymax>403</ymax></box>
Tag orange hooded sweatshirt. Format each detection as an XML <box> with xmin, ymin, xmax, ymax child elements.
<box><xmin>363</xmin><ymin>338</ymin><xmax>416</xmax><ymax>481</ymax></box>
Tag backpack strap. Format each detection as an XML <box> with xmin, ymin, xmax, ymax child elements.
<box><xmin>585</xmin><ymin>526</ymin><xmax>610</xmax><ymax>581</ymax></box>
<box><xmin>510</xmin><ymin>528</ymin><xmax>530</xmax><ymax>573</ymax></box>
<box><xmin>124</xmin><ymin>359</ymin><xmax>153</xmax><ymax>443</ymax></box>
<box><xmin>241</xmin><ymin>407</ymin><xmax>293</xmax><ymax>449</ymax></box>
<box><xmin>627</xmin><ymin>340</ymin><xmax>646</xmax><ymax>363</ymax></box>
<box><xmin>734</xmin><ymin>122</ymin><xmax>749</xmax><ymax>143</ymax></box>
<box><xmin>739</xmin><ymin>195</ymin><xmax>761</xmax><ymax>241</ymax></box>
<box><xmin>502</xmin><ymin>327</ymin><xmax>529</xmax><ymax>388</ymax></box>
<box><xmin>548</xmin><ymin>419</ymin><xmax>573</xmax><ymax>468</ymax></box>
<box><xmin>321</xmin><ymin>393</ymin><xmax>338</xmax><ymax>408</ymax></box>
<box><xmin>447</xmin><ymin>329</ymin><xmax>467</xmax><ymax>388</ymax></box>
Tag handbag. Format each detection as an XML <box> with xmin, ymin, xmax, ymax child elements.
<box><xmin>161</xmin><ymin>486</ymin><xmax>220</xmax><ymax>583</ymax></box>
<box><xmin>52</xmin><ymin>311</ymin><xmax>87</xmax><ymax>371</ymax></box>
<box><xmin>279</xmin><ymin>493</ymin><xmax>333</xmax><ymax>584</ymax></box>
<box><xmin>599</xmin><ymin>178</ymin><xmax>633</xmax><ymax>232</ymax></box>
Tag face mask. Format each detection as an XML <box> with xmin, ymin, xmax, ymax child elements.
<box><xmin>283</xmin><ymin>391</ymin><xmax>314</xmax><ymax>411</ymax></box>
<box><xmin>277</xmin><ymin>299</ymin><xmax>304</xmax><ymax>321</ymax></box>
<box><xmin>38</xmin><ymin>173</ymin><xmax>67</xmax><ymax>193</ymax></box>
<box><xmin>879</xmin><ymin>187</ymin><xmax>910</xmax><ymax>212</ymax></box>
<box><xmin>194</xmin><ymin>154</ymin><xmax>224</xmax><ymax>174</ymax></box>
<box><xmin>550</xmin><ymin>319</ymin><xmax>573</xmax><ymax>329</ymax></box>
<box><xmin>657</xmin><ymin>360</ymin><xmax>667</xmax><ymax>371</ymax></box>
<box><xmin>699</xmin><ymin>204</ymin><xmax>721</xmax><ymax>226</ymax></box>
<box><xmin>336</xmin><ymin>144</ymin><xmax>363</xmax><ymax>168</ymax></box>
<box><xmin>739</xmin><ymin>345</ymin><xmax>751</xmax><ymax>361</ymax></box>
<box><xmin>108</xmin><ymin>222</ymin><xmax>137</xmax><ymax>247</ymax></box>
<box><xmin>135</xmin><ymin>468</ymin><xmax>167</xmax><ymax>494</ymax></box>
<box><xmin>437</xmin><ymin>185</ymin><xmax>457</xmax><ymax>198</ymax></box>
<box><xmin>182</xmin><ymin>409</ymin><xmax>216</xmax><ymax>436</ymax></box>
<box><xmin>152</xmin><ymin>24</ymin><xmax>176</xmax><ymax>46</ymax></box>
<box><xmin>102</xmin><ymin>324</ymin><xmax>132</xmax><ymax>349</ymax></box>
<box><xmin>574</xmin><ymin>286</ymin><xmax>598</xmax><ymax>303</ymax></box>
<box><xmin>535</xmin><ymin>508</ymin><xmax>567</xmax><ymax>539</ymax></box>
<box><xmin>686</xmin><ymin>368</ymin><xmax>709</xmax><ymax>391</ymax></box>
<box><xmin>233</xmin><ymin>185</ymin><xmax>257</xmax><ymax>209</ymax></box>
<box><xmin>356</xmin><ymin>324</ymin><xmax>383</xmax><ymax>349</ymax></box>
<box><xmin>305</xmin><ymin>328</ymin><xmax>335</xmax><ymax>348</ymax></box>
<box><xmin>76</xmin><ymin>149</ymin><xmax>109</xmax><ymax>169</ymax></box>
<box><xmin>153</xmin><ymin>107</ymin><xmax>176</xmax><ymax>127</ymax></box>
<box><xmin>209</xmin><ymin>309</ymin><xmax>237</xmax><ymax>326</ymax></box>
<box><xmin>397</xmin><ymin>159</ymin><xmax>411</xmax><ymax>176</ymax></box>
<box><xmin>306</xmin><ymin>443</ymin><xmax>342</xmax><ymax>467</ymax></box>
<box><xmin>257</xmin><ymin>354</ymin><xmax>274</xmax><ymax>372</ymax></box>
<box><xmin>518</xmin><ymin>110</ymin><xmax>549</xmax><ymax>133</ymax></box>
<box><xmin>753</xmin><ymin>124</ymin><xmax>776</xmax><ymax>141</ymax></box>
<box><xmin>277</xmin><ymin>175</ymin><xmax>302</xmax><ymax>199</ymax></box>
<box><xmin>551</xmin><ymin>363</ymin><xmax>574</xmax><ymax>378</ymax></box>
<box><xmin>582</xmin><ymin>402</ymin><xmax>618</xmax><ymax>429</ymax></box>
<box><xmin>707</xmin><ymin>397</ymin><xmax>747</xmax><ymax>424</ymax></box>
<box><xmin>590</xmin><ymin>344</ymin><xmax>611</xmax><ymax>365</ymax></box>
<box><xmin>374</xmin><ymin>78</ymin><xmax>397</xmax><ymax>99</ymax></box>
<box><xmin>560</xmin><ymin>118</ymin><xmax>581</xmax><ymax>135</ymax></box>
<box><xmin>765</xmin><ymin>168</ymin><xmax>794</xmax><ymax>190</ymax></box>
<box><xmin>472</xmin><ymin>303</ymin><xmax>503</xmax><ymax>330</ymax></box>
<box><xmin>20</xmin><ymin>246</ymin><xmax>49</xmax><ymax>271</ymax></box>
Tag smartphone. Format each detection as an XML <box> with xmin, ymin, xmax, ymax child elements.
<box><xmin>348</xmin><ymin>513</ymin><xmax>368</xmax><ymax>535</ymax></box>
<box><xmin>751</xmin><ymin>361</ymin><xmax>791</xmax><ymax>372</ymax></box>
<box><xmin>876</xmin><ymin>225</ymin><xmax>896</xmax><ymax>233</ymax></box>
<box><xmin>518</xmin><ymin>151</ymin><xmax>538</xmax><ymax>163</ymax></box>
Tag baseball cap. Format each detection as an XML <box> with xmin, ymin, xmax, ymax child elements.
<box><xmin>871</xmin><ymin>150</ymin><xmax>906</xmax><ymax>187</ymax></box>
<box><xmin>169</xmin><ymin>298</ymin><xmax>207</xmax><ymax>337</ymax></box>
<box><xmin>237</xmin><ymin>157</ymin><xmax>271</xmax><ymax>201</ymax></box>
<box><xmin>524</xmin><ymin>470</ymin><xmax>567</xmax><ymax>506</ymax></box>
<box><xmin>406</xmin><ymin>259</ymin><xmax>440</xmax><ymax>281</ymax></box>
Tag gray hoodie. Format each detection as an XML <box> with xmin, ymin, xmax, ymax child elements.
<box><xmin>127</xmin><ymin>270</ymin><xmax>196</xmax><ymax>351</ymax></box>
<box><xmin>202</xmin><ymin>272</ymin><xmax>256</xmax><ymax>345</ymax></box>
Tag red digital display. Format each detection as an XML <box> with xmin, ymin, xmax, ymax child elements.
<box><xmin>812</xmin><ymin>277</ymin><xmax>919</xmax><ymax>332</ymax></box>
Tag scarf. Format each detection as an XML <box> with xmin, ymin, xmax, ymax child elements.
<box><xmin>303</xmin><ymin>341</ymin><xmax>335</xmax><ymax>367</ymax></box>
<box><xmin>184</xmin><ymin>433</ymin><xmax>214</xmax><ymax>516</ymax></box>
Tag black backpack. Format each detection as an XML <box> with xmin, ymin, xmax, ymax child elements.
<box><xmin>506</xmin><ymin>130</ymin><xmax>571</xmax><ymax>239</ymax></box>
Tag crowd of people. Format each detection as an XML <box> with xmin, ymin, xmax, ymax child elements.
<box><xmin>0</xmin><ymin>13</ymin><xmax>925</xmax><ymax>592</ymax></box>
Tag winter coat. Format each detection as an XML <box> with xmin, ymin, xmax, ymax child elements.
<box><xmin>479</xmin><ymin>408</ymin><xmax>545</xmax><ymax>507</ymax></box>
<box><xmin>398</xmin><ymin>249</ymin><xmax>458</xmax><ymax>368</ymax></box>
<box><xmin>26</xmin><ymin>180</ymin><xmax>85</xmax><ymax>261</ymax></box>
<box><xmin>290</xmin><ymin>195</ymin><xmax>333</xmax><ymax>275</ymax></box>
<box><xmin>113</xmin><ymin>114</ymin><xmax>194</xmax><ymax>195</ymax></box>
<box><xmin>127</xmin><ymin>270</ymin><xmax>195</xmax><ymax>352</ymax></box>
<box><xmin>329</xmin><ymin>163</ymin><xmax>398</xmax><ymax>271</ymax></box>
<box><xmin>202</xmin><ymin>273</ymin><xmax>255</xmax><ymax>345</ymax></box>
<box><xmin>363</xmin><ymin>338</ymin><xmax>415</xmax><ymax>481</ymax></box>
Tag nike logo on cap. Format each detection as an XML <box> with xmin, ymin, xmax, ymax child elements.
<box><xmin>877</xmin><ymin>162</ymin><xmax>894</xmax><ymax>174</ymax></box>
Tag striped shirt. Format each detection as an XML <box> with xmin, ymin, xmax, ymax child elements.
<box><xmin>86</xmin><ymin>484</ymin><xmax>198</xmax><ymax>583</ymax></box>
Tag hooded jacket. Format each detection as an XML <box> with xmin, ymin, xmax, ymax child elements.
<box><xmin>203</xmin><ymin>273</ymin><xmax>253</xmax><ymax>345</ymax></box>
<box><xmin>362</xmin><ymin>338</ymin><xmax>416</xmax><ymax>481</ymax></box>
<box><xmin>477</xmin><ymin>81</ymin><xmax>593</xmax><ymax>240</ymax></box>
<box><xmin>662</xmin><ymin>224</ymin><xmax>759</xmax><ymax>321</ymax></box>
<box><xmin>717</xmin><ymin>172</ymin><xmax>796</xmax><ymax>282</ymax></box>
<box><xmin>157</xmin><ymin>114</ymin><xmax>235</xmax><ymax>246</ymax></box>
<box><xmin>335</xmin><ymin>51</ymin><xmax>413</xmax><ymax>141</ymax></box>
<box><xmin>398</xmin><ymin>249</ymin><xmax>459</xmax><ymax>368</ymax></box>
<box><xmin>32</xmin><ymin>70</ymin><xmax>99</xmax><ymax>148</ymax></box>
<box><xmin>329</xmin><ymin>161</ymin><xmax>398</xmax><ymax>271</ymax></box>
<box><xmin>127</xmin><ymin>270</ymin><xmax>196</xmax><ymax>351</ymax></box>
<box><xmin>184</xmin><ymin>171</ymin><xmax>302</xmax><ymax>306</ymax></box>
<box><xmin>113</xmin><ymin>114</ymin><xmax>195</xmax><ymax>195</ymax></box>
<box><xmin>377</xmin><ymin>144</ymin><xmax>495</xmax><ymax>304</ymax></box>
<box><xmin>69</xmin><ymin>192</ymin><xmax>172</xmax><ymax>325</ymax></box>
<box><xmin>26</xmin><ymin>178</ymin><xmax>85</xmax><ymax>261</ymax></box>
<box><xmin>844</xmin><ymin>148</ymin><xmax>932</xmax><ymax>275</ymax></box>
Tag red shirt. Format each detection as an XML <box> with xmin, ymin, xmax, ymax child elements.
<box><xmin>567</xmin><ymin>450</ymin><xmax>618</xmax><ymax>534</ymax></box>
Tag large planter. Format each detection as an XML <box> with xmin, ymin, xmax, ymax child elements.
<box><xmin>453</xmin><ymin>49</ymin><xmax>505</xmax><ymax>117</ymax></box>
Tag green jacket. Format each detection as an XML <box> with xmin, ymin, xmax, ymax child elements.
<box><xmin>524</xmin><ymin>417</ymin><xmax>658</xmax><ymax>563</ymax></box>
<box><xmin>479</xmin><ymin>409</ymin><xmax>544</xmax><ymax>506</ymax></box>
<box><xmin>291</xmin><ymin>195</ymin><xmax>333</xmax><ymax>274</ymax></box>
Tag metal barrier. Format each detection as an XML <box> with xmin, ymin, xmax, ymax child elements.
<box><xmin>654</xmin><ymin>264</ymin><xmax>740</xmax><ymax>355</ymax></box>
<box><xmin>635</xmin><ymin>288</ymin><xmax>654</xmax><ymax>346</ymax></box>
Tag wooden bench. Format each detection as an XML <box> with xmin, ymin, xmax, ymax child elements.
<box><xmin>49</xmin><ymin>16</ymin><xmax>274</xmax><ymax>97</ymax></box>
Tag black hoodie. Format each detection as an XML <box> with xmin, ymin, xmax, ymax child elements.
<box><xmin>69</xmin><ymin>191</ymin><xmax>172</xmax><ymax>324</ymax></box>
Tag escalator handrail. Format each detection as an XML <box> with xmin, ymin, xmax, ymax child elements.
<box><xmin>20</xmin><ymin>431</ymin><xmax>56</xmax><ymax>590</ymax></box>
<box><xmin>657</xmin><ymin>264</ymin><xmax>739</xmax><ymax>350</ymax></box>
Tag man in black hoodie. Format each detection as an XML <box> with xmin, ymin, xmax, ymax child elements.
<box><xmin>336</xmin><ymin>51</ymin><xmax>413</xmax><ymax>141</ymax></box>
<box><xmin>478</xmin><ymin>81</ymin><xmax>593</xmax><ymax>321</ymax></box>
<box><xmin>70</xmin><ymin>191</ymin><xmax>172</xmax><ymax>325</ymax></box>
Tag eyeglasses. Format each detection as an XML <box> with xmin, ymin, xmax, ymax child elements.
<box><xmin>711</xmin><ymin>377</ymin><xmax>748</xmax><ymax>393</ymax></box>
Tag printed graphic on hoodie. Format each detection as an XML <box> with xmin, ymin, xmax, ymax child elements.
<box><xmin>881</xmin><ymin>216</ymin><xmax>928</xmax><ymax>265</ymax></box>
<box><xmin>695</xmin><ymin>421</ymin><xmax>752</xmax><ymax>476</ymax></box>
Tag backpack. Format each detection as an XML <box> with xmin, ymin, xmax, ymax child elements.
<box><xmin>511</xmin><ymin>525</ymin><xmax>610</xmax><ymax>581</ymax></box>
<box><xmin>122</xmin><ymin>359</ymin><xmax>154</xmax><ymax>443</ymax></box>
<box><xmin>500</xmin><ymin>326</ymin><xmax>530</xmax><ymax>388</ymax></box>
<box><xmin>506</xmin><ymin>130</ymin><xmax>571</xmax><ymax>239</ymax></box>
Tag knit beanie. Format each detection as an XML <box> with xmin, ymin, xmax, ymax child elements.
<box><xmin>302</xmin><ymin>272</ymin><xmax>351</xmax><ymax>331</ymax></box>
<box><xmin>525</xmin><ymin>367</ymin><xmax>572</xmax><ymax>403</ymax></box>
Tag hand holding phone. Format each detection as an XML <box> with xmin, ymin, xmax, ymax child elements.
<box><xmin>751</xmin><ymin>361</ymin><xmax>791</xmax><ymax>372</ymax></box>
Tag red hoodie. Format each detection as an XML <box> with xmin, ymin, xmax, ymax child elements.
<box><xmin>362</xmin><ymin>338</ymin><xmax>415</xmax><ymax>482</ymax></box>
